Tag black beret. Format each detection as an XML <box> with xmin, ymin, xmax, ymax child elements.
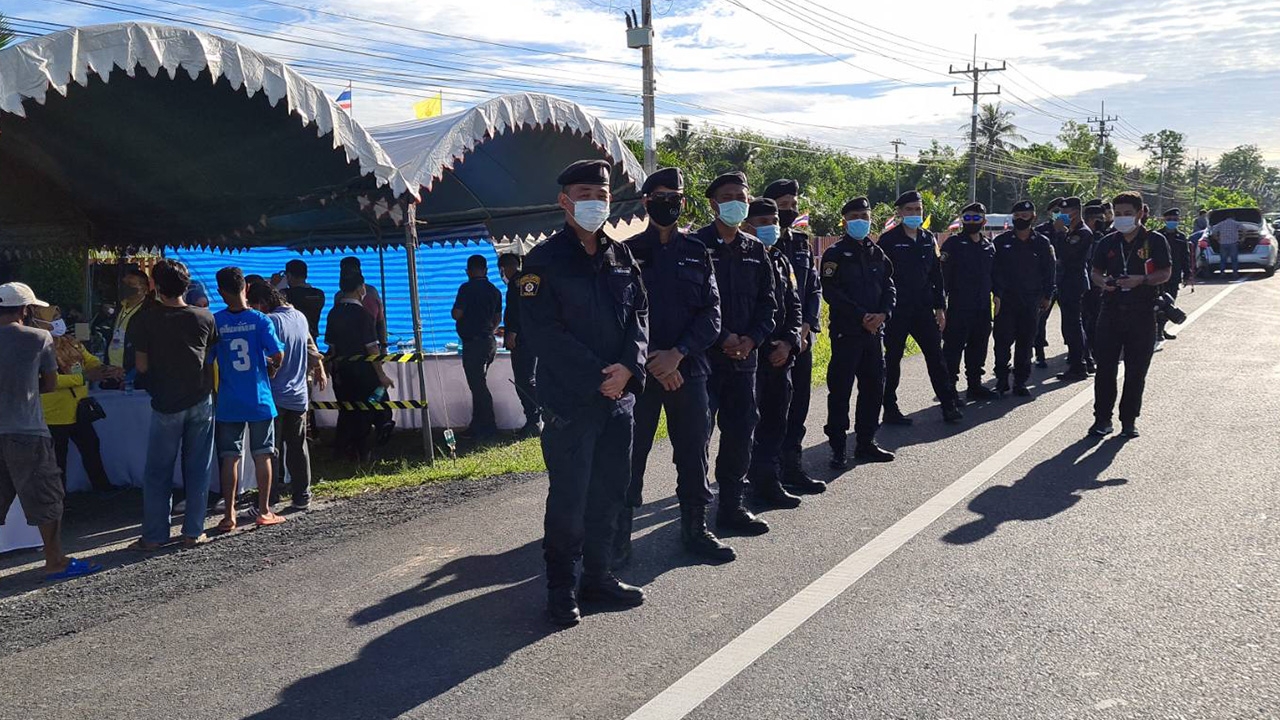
<box><xmin>1047</xmin><ymin>196</ymin><xmax>1065</xmax><ymax>209</ymax></box>
<box><xmin>1163</xmin><ymin>207</ymin><xmax>1181</xmax><ymax>218</ymax></box>
<box><xmin>961</xmin><ymin>202</ymin><xmax>987</xmax><ymax>214</ymax></box>
<box><xmin>1084</xmin><ymin>198</ymin><xmax>1103</xmax><ymax>208</ymax></box>
<box><xmin>641</xmin><ymin>167</ymin><xmax>683</xmax><ymax>195</ymax></box>
<box><xmin>748</xmin><ymin>198</ymin><xmax>778</xmax><ymax>217</ymax></box>
<box><xmin>1102</xmin><ymin>201</ymin><xmax>1113</xmax><ymax>210</ymax></box>
<box><xmin>841</xmin><ymin>197</ymin><xmax>870</xmax><ymax>214</ymax></box>
<box><xmin>1084</xmin><ymin>205</ymin><xmax>1105</xmax><ymax>217</ymax></box>
<box><xmin>705</xmin><ymin>171</ymin><xmax>749</xmax><ymax>198</ymax></box>
<box><xmin>894</xmin><ymin>190</ymin><xmax>922</xmax><ymax>207</ymax></box>
<box><xmin>1061</xmin><ymin>196</ymin><xmax>1082</xmax><ymax>209</ymax></box>
<box><xmin>557</xmin><ymin>159</ymin><xmax>610</xmax><ymax>187</ymax></box>
<box><xmin>1011</xmin><ymin>200</ymin><xmax>1035</xmax><ymax>213</ymax></box>
<box><xmin>763</xmin><ymin>179</ymin><xmax>800</xmax><ymax>199</ymax></box>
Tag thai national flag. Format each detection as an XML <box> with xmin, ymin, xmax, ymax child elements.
<box><xmin>336</xmin><ymin>89</ymin><xmax>353</xmax><ymax>111</ymax></box>
<box><xmin>793</xmin><ymin>213</ymin><xmax>810</xmax><ymax>228</ymax></box>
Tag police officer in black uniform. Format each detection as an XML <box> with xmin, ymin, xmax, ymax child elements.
<box><xmin>763</xmin><ymin>179</ymin><xmax>826</xmax><ymax>495</ymax></box>
<box><xmin>992</xmin><ymin>200</ymin><xmax>1056</xmax><ymax>397</ymax></box>
<box><xmin>1053</xmin><ymin>197</ymin><xmax>1095</xmax><ymax>382</ymax></box>
<box><xmin>1080</xmin><ymin>199</ymin><xmax>1108</xmax><ymax>375</ymax></box>
<box><xmin>619</xmin><ymin>167</ymin><xmax>735</xmax><ymax>566</ymax></box>
<box><xmin>1033</xmin><ymin>196</ymin><xmax>1066</xmax><ymax>368</ymax></box>
<box><xmin>743</xmin><ymin>198</ymin><xmax>804</xmax><ymax>509</ymax></box>
<box><xmin>1158</xmin><ymin>207</ymin><xmax>1192</xmax><ymax>342</ymax></box>
<box><xmin>695</xmin><ymin>172</ymin><xmax>776</xmax><ymax>536</ymax></box>
<box><xmin>821</xmin><ymin>197</ymin><xmax>896</xmax><ymax>468</ymax></box>
<box><xmin>941</xmin><ymin>202</ymin><xmax>997</xmax><ymax>404</ymax></box>
<box><xmin>1089</xmin><ymin>190</ymin><xmax>1172</xmax><ymax>438</ymax></box>
<box><xmin>879</xmin><ymin>190</ymin><xmax>962</xmax><ymax>424</ymax></box>
<box><xmin>498</xmin><ymin>253</ymin><xmax>542</xmax><ymax>436</ymax></box>
<box><xmin>518</xmin><ymin>159</ymin><xmax>649</xmax><ymax>627</ymax></box>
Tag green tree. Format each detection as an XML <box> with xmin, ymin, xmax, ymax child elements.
<box><xmin>1211</xmin><ymin>144</ymin><xmax>1266</xmax><ymax>191</ymax></box>
<box><xmin>1202</xmin><ymin>185</ymin><xmax>1258</xmax><ymax>210</ymax></box>
<box><xmin>1139</xmin><ymin>129</ymin><xmax>1187</xmax><ymax>211</ymax></box>
<box><xmin>0</xmin><ymin>13</ymin><xmax>14</xmax><ymax>50</ymax></box>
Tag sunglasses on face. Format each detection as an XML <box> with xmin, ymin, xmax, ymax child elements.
<box><xmin>962</xmin><ymin>215</ymin><xmax>985</xmax><ymax>223</ymax></box>
<box><xmin>650</xmin><ymin>192</ymin><xmax>683</xmax><ymax>202</ymax></box>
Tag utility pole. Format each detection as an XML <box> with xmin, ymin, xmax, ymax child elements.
<box><xmin>1192</xmin><ymin>150</ymin><xmax>1201</xmax><ymax>207</ymax></box>
<box><xmin>890</xmin><ymin>138</ymin><xmax>905</xmax><ymax>198</ymax></box>
<box><xmin>950</xmin><ymin>36</ymin><xmax>1004</xmax><ymax>204</ymax></box>
<box><xmin>626</xmin><ymin>4</ymin><xmax>656</xmax><ymax>174</ymax></box>
<box><xmin>1086</xmin><ymin>101</ymin><xmax>1118</xmax><ymax>199</ymax></box>
<box><xmin>1156</xmin><ymin>150</ymin><xmax>1167</xmax><ymax>215</ymax></box>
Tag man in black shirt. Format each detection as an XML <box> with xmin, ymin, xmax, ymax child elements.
<box><xmin>1033</xmin><ymin>196</ymin><xmax>1066</xmax><ymax>368</ymax></box>
<box><xmin>518</xmin><ymin>159</ymin><xmax>649</xmax><ymax>626</ymax></box>
<box><xmin>499</xmin><ymin>253</ymin><xmax>541</xmax><ymax>436</ymax></box>
<box><xmin>132</xmin><ymin>259</ymin><xmax>218</xmax><ymax>549</ymax></box>
<box><xmin>282</xmin><ymin>259</ymin><xmax>326</xmax><ymax>340</ymax></box>
<box><xmin>1158</xmin><ymin>207</ymin><xmax>1192</xmax><ymax>342</ymax></box>
<box><xmin>1053</xmin><ymin>197</ymin><xmax>1095</xmax><ymax>382</ymax></box>
<box><xmin>991</xmin><ymin>201</ymin><xmax>1056</xmax><ymax>397</ymax></box>
<box><xmin>1081</xmin><ymin>200</ymin><xmax>1109</xmax><ymax>374</ymax></box>
<box><xmin>1089</xmin><ymin>191</ymin><xmax>1172</xmax><ymax>438</ymax></box>
<box><xmin>878</xmin><ymin>190</ymin><xmax>962</xmax><ymax>424</ymax></box>
<box><xmin>453</xmin><ymin>255</ymin><xmax>503</xmax><ymax>440</ymax></box>
<box><xmin>821</xmin><ymin>197</ymin><xmax>896</xmax><ymax>468</ymax></box>
<box><xmin>325</xmin><ymin>273</ymin><xmax>394</xmax><ymax>462</ymax></box>
<box><xmin>941</xmin><ymin>202</ymin><xmax>997</xmax><ymax>404</ymax></box>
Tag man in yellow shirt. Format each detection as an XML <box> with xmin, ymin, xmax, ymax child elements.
<box><xmin>107</xmin><ymin>268</ymin><xmax>151</xmax><ymax>372</ymax></box>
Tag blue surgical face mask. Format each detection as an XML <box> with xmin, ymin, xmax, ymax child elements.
<box><xmin>1165</xmin><ymin>220</ymin><xmax>1179</xmax><ymax>230</ymax></box>
<box><xmin>846</xmin><ymin>219</ymin><xmax>872</xmax><ymax>239</ymax></box>
<box><xmin>754</xmin><ymin>224</ymin><xmax>780</xmax><ymax>246</ymax></box>
<box><xmin>902</xmin><ymin>214</ymin><xmax>924</xmax><ymax>229</ymax></box>
<box><xmin>717</xmin><ymin>200</ymin><xmax>749</xmax><ymax>227</ymax></box>
<box><xmin>1055</xmin><ymin>212</ymin><xmax>1071</xmax><ymax>224</ymax></box>
<box><xmin>572</xmin><ymin>199</ymin><xmax>610</xmax><ymax>233</ymax></box>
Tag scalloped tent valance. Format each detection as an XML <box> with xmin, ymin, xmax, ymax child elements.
<box><xmin>0</xmin><ymin>23</ymin><xmax>646</xmax><ymax>254</ymax></box>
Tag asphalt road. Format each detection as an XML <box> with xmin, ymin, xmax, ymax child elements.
<box><xmin>0</xmin><ymin>277</ymin><xmax>1275</xmax><ymax>720</ymax></box>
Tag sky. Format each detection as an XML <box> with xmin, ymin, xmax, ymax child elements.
<box><xmin>8</xmin><ymin>0</ymin><xmax>1280</xmax><ymax>167</ymax></box>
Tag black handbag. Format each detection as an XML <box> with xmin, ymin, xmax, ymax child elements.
<box><xmin>77</xmin><ymin>397</ymin><xmax>107</xmax><ymax>424</ymax></box>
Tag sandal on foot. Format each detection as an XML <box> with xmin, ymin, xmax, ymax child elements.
<box><xmin>127</xmin><ymin>539</ymin><xmax>163</xmax><ymax>552</ymax></box>
<box><xmin>180</xmin><ymin>534</ymin><xmax>207</xmax><ymax>549</ymax></box>
<box><xmin>45</xmin><ymin>557</ymin><xmax>103</xmax><ymax>582</ymax></box>
<box><xmin>215</xmin><ymin>518</ymin><xmax>237</xmax><ymax>533</ymax></box>
<box><xmin>255</xmin><ymin>513</ymin><xmax>286</xmax><ymax>527</ymax></box>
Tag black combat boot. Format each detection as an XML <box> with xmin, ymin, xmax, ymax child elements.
<box><xmin>782</xmin><ymin>454</ymin><xmax>827</xmax><ymax>494</ymax></box>
<box><xmin>547</xmin><ymin>586</ymin><xmax>581</xmax><ymax>627</ymax></box>
<box><xmin>716</xmin><ymin>484</ymin><xmax>770</xmax><ymax>535</ymax></box>
<box><xmin>829</xmin><ymin>441</ymin><xmax>849</xmax><ymax>470</ymax></box>
<box><xmin>941</xmin><ymin>400</ymin><xmax>964</xmax><ymax>424</ymax></box>
<box><xmin>882</xmin><ymin>404</ymin><xmax>913</xmax><ymax>425</ymax></box>
<box><xmin>967</xmin><ymin>383</ymin><xmax>997</xmax><ymax>401</ymax></box>
<box><xmin>753</xmin><ymin>475</ymin><xmax>802</xmax><ymax>509</ymax></box>
<box><xmin>680</xmin><ymin>505</ymin><xmax>736</xmax><ymax>563</ymax></box>
<box><xmin>578</xmin><ymin>573</ymin><xmax>646</xmax><ymax>607</ymax></box>
<box><xmin>854</xmin><ymin>439</ymin><xmax>895</xmax><ymax>463</ymax></box>
<box><xmin>1034</xmin><ymin>347</ymin><xmax>1048</xmax><ymax>368</ymax></box>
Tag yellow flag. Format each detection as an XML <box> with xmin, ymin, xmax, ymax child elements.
<box><xmin>414</xmin><ymin>93</ymin><xmax>442</xmax><ymax>119</ymax></box>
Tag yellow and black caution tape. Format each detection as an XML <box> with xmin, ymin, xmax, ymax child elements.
<box><xmin>324</xmin><ymin>352</ymin><xmax>425</xmax><ymax>364</ymax></box>
<box><xmin>310</xmin><ymin>400</ymin><xmax>430</xmax><ymax>411</ymax></box>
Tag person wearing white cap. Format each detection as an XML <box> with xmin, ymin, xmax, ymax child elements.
<box><xmin>0</xmin><ymin>282</ymin><xmax>102</xmax><ymax>581</ymax></box>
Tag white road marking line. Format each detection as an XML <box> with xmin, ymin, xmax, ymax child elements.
<box><xmin>624</xmin><ymin>283</ymin><xmax>1242</xmax><ymax>720</ymax></box>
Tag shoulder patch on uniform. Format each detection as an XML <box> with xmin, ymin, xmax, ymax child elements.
<box><xmin>518</xmin><ymin>274</ymin><xmax>541</xmax><ymax>298</ymax></box>
<box><xmin>822</xmin><ymin>261</ymin><xmax>838</xmax><ymax>277</ymax></box>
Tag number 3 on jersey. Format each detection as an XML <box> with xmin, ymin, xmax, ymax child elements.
<box><xmin>230</xmin><ymin>338</ymin><xmax>252</xmax><ymax>371</ymax></box>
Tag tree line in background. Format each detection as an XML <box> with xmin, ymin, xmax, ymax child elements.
<box><xmin>617</xmin><ymin>103</ymin><xmax>1277</xmax><ymax>237</ymax></box>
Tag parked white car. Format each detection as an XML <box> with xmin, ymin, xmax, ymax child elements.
<box><xmin>1196</xmin><ymin>208</ymin><xmax>1278</xmax><ymax>277</ymax></box>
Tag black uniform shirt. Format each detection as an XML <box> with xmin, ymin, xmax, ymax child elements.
<box><xmin>779</xmin><ymin>228</ymin><xmax>821</xmax><ymax>333</ymax></box>
<box><xmin>1163</xmin><ymin>228</ymin><xmax>1192</xmax><ymax>282</ymax></box>
<box><xmin>503</xmin><ymin>279</ymin><xmax>522</xmax><ymax>338</ymax></box>
<box><xmin>627</xmin><ymin>225</ymin><xmax>721</xmax><ymax>379</ymax></box>
<box><xmin>1091</xmin><ymin>228</ymin><xmax>1173</xmax><ymax>308</ymax></box>
<box><xmin>518</xmin><ymin>226</ymin><xmax>649</xmax><ymax>413</ymax></box>
<box><xmin>819</xmin><ymin>235</ymin><xmax>896</xmax><ymax>338</ymax></box>
<box><xmin>940</xmin><ymin>233</ymin><xmax>996</xmax><ymax>308</ymax></box>
<box><xmin>1054</xmin><ymin>223</ymin><xmax>1096</xmax><ymax>290</ymax></box>
<box><xmin>765</xmin><ymin>245</ymin><xmax>803</xmax><ymax>353</ymax></box>
<box><xmin>878</xmin><ymin>224</ymin><xmax>945</xmax><ymax>311</ymax></box>
<box><xmin>453</xmin><ymin>277</ymin><xmax>503</xmax><ymax>341</ymax></box>
<box><xmin>694</xmin><ymin>224</ymin><xmax>777</xmax><ymax>372</ymax></box>
<box><xmin>992</xmin><ymin>229</ymin><xmax>1056</xmax><ymax>302</ymax></box>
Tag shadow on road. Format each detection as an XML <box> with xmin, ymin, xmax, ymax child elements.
<box><xmin>941</xmin><ymin>435</ymin><xmax>1129</xmax><ymax>545</ymax></box>
<box><xmin>243</xmin><ymin>497</ymin><xmax>686</xmax><ymax>719</ymax></box>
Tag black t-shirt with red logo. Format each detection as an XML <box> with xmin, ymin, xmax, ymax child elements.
<box><xmin>1090</xmin><ymin>228</ymin><xmax>1172</xmax><ymax>306</ymax></box>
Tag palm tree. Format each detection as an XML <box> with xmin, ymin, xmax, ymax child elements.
<box><xmin>0</xmin><ymin>13</ymin><xmax>15</xmax><ymax>50</ymax></box>
<box><xmin>962</xmin><ymin>102</ymin><xmax>1026</xmax><ymax>207</ymax></box>
<box><xmin>610</xmin><ymin>122</ymin><xmax>643</xmax><ymax>163</ymax></box>
<box><xmin>661</xmin><ymin>117</ymin><xmax>697</xmax><ymax>156</ymax></box>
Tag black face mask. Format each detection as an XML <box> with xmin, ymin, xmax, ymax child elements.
<box><xmin>645</xmin><ymin>197</ymin><xmax>682</xmax><ymax>228</ymax></box>
<box><xmin>962</xmin><ymin>222</ymin><xmax>985</xmax><ymax>236</ymax></box>
<box><xmin>778</xmin><ymin>209</ymin><xmax>799</xmax><ymax>229</ymax></box>
<box><xmin>1012</xmin><ymin>217</ymin><xmax>1033</xmax><ymax>231</ymax></box>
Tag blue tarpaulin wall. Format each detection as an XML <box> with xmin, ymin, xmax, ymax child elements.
<box><xmin>166</xmin><ymin>242</ymin><xmax>505</xmax><ymax>352</ymax></box>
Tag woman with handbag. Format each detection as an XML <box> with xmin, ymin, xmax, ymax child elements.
<box><xmin>32</xmin><ymin>305</ymin><xmax>121</xmax><ymax>491</ymax></box>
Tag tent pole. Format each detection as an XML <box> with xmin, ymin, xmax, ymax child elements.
<box><xmin>404</xmin><ymin>201</ymin><xmax>435</xmax><ymax>465</ymax></box>
<box><xmin>377</xmin><ymin>245</ymin><xmax>389</xmax><ymax>343</ymax></box>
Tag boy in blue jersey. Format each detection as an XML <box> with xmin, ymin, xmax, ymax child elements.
<box><xmin>211</xmin><ymin>268</ymin><xmax>286</xmax><ymax>531</ymax></box>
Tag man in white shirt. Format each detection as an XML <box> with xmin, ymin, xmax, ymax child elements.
<box><xmin>1213</xmin><ymin>216</ymin><xmax>1242</xmax><ymax>279</ymax></box>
